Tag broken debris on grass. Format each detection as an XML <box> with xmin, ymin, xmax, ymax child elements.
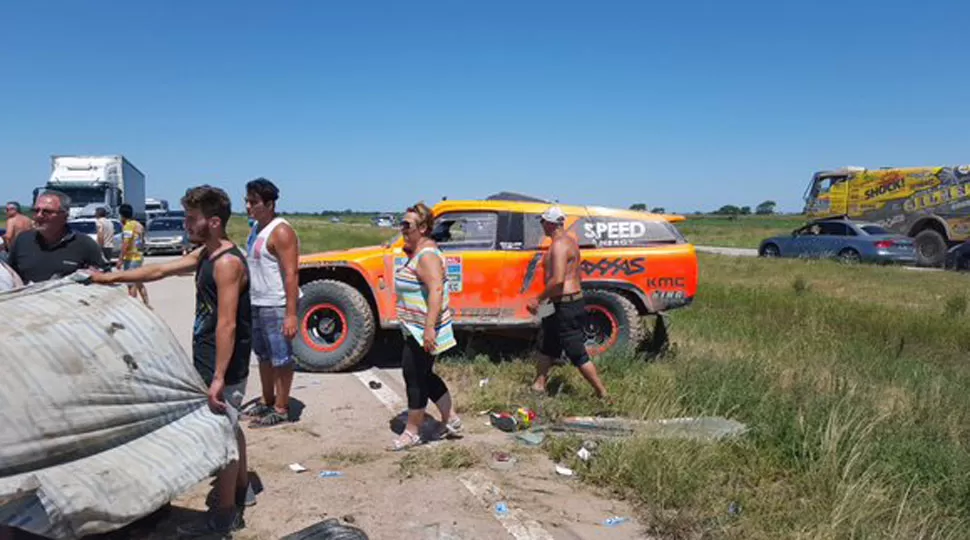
<box><xmin>513</xmin><ymin>430</ymin><xmax>545</xmax><ymax>446</ymax></box>
<box><xmin>550</xmin><ymin>416</ymin><xmax>749</xmax><ymax>442</ymax></box>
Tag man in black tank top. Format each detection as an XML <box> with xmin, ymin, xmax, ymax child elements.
<box><xmin>91</xmin><ymin>185</ymin><xmax>254</xmax><ymax>536</ymax></box>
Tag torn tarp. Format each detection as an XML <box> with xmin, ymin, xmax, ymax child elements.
<box><xmin>0</xmin><ymin>277</ymin><xmax>238</xmax><ymax>539</ymax></box>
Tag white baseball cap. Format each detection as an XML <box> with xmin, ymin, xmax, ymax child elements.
<box><xmin>540</xmin><ymin>206</ymin><xmax>566</xmax><ymax>223</ymax></box>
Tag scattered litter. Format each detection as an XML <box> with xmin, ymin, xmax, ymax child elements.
<box><xmin>368</xmin><ymin>380</ymin><xmax>382</xmax><ymax>390</ymax></box>
<box><xmin>577</xmin><ymin>447</ymin><xmax>591</xmax><ymax>462</ymax></box>
<box><xmin>555</xmin><ymin>464</ymin><xmax>574</xmax><ymax>476</ymax></box>
<box><xmin>603</xmin><ymin>516</ymin><xmax>629</xmax><ymax>527</ymax></box>
<box><xmin>288</xmin><ymin>463</ymin><xmax>308</xmax><ymax>473</ymax></box>
<box><xmin>489</xmin><ymin>407</ymin><xmax>536</xmax><ymax>432</ymax></box>
<box><xmin>489</xmin><ymin>451</ymin><xmax>517</xmax><ymax>471</ymax></box>
<box><xmin>729</xmin><ymin>501</ymin><xmax>742</xmax><ymax>516</ymax></box>
<box><xmin>490</xmin><ymin>413</ymin><xmax>518</xmax><ymax>432</ymax></box>
<box><xmin>494</xmin><ymin>502</ymin><xmax>509</xmax><ymax>516</ymax></box>
<box><xmin>513</xmin><ymin>430</ymin><xmax>545</xmax><ymax>446</ymax></box>
<box><xmin>477</xmin><ymin>409</ymin><xmax>491</xmax><ymax>416</ymax></box>
<box><xmin>478</xmin><ymin>378</ymin><xmax>489</xmax><ymax>388</ymax></box>
<box><xmin>319</xmin><ymin>470</ymin><xmax>344</xmax><ymax>478</ymax></box>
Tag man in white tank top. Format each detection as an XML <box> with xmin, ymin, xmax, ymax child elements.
<box><xmin>243</xmin><ymin>178</ymin><xmax>302</xmax><ymax>428</ymax></box>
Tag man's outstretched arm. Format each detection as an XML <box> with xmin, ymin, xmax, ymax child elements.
<box><xmin>91</xmin><ymin>248</ymin><xmax>202</xmax><ymax>285</ymax></box>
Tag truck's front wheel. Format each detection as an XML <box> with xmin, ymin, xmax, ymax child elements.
<box><xmin>914</xmin><ymin>229</ymin><xmax>947</xmax><ymax>267</ymax></box>
<box><xmin>293</xmin><ymin>279</ymin><xmax>376</xmax><ymax>372</ymax></box>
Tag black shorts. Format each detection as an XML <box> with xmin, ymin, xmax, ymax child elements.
<box><xmin>539</xmin><ymin>298</ymin><xmax>590</xmax><ymax>367</ymax></box>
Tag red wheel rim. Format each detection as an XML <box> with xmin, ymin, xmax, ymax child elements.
<box><xmin>584</xmin><ymin>304</ymin><xmax>619</xmax><ymax>356</ymax></box>
<box><xmin>301</xmin><ymin>303</ymin><xmax>348</xmax><ymax>352</ymax></box>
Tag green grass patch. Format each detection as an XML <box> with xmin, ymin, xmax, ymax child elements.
<box><xmin>439</xmin><ymin>254</ymin><xmax>970</xmax><ymax>538</ymax></box>
<box><xmin>677</xmin><ymin>214</ymin><xmax>807</xmax><ymax>248</ymax></box>
<box><xmin>395</xmin><ymin>445</ymin><xmax>480</xmax><ymax>479</ymax></box>
<box><xmin>225</xmin><ymin>216</ymin><xmax>397</xmax><ymax>254</ymax></box>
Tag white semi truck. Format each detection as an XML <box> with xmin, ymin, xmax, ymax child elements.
<box><xmin>145</xmin><ymin>198</ymin><xmax>169</xmax><ymax>221</ymax></box>
<box><xmin>33</xmin><ymin>155</ymin><xmax>147</xmax><ymax>222</ymax></box>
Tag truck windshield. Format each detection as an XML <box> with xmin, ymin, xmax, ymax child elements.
<box><xmin>55</xmin><ymin>187</ymin><xmax>106</xmax><ymax>206</ymax></box>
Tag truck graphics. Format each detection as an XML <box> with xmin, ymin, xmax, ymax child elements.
<box><xmin>804</xmin><ymin>165</ymin><xmax>970</xmax><ymax>267</ymax></box>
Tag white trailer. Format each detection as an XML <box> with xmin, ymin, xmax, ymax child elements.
<box><xmin>34</xmin><ymin>155</ymin><xmax>147</xmax><ymax>222</ymax></box>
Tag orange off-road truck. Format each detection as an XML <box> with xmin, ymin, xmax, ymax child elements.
<box><xmin>294</xmin><ymin>194</ymin><xmax>699</xmax><ymax>372</ymax></box>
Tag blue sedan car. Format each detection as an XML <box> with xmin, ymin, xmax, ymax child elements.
<box><xmin>758</xmin><ymin>218</ymin><xmax>917</xmax><ymax>265</ymax></box>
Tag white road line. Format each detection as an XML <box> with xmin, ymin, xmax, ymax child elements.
<box><xmin>354</xmin><ymin>368</ymin><xmax>556</xmax><ymax>540</ymax></box>
<box><xmin>458</xmin><ymin>471</ymin><xmax>555</xmax><ymax>540</ymax></box>
<box><xmin>353</xmin><ymin>368</ymin><xmax>403</xmax><ymax>413</ymax></box>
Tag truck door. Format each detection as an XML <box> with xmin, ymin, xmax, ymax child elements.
<box><xmin>419</xmin><ymin>210</ymin><xmax>508</xmax><ymax>325</ymax></box>
<box><xmin>492</xmin><ymin>211</ymin><xmax>558</xmax><ymax>324</ymax></box>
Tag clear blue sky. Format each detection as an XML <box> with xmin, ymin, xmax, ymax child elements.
<box><xmin>2</xmin><ymin>0</ymin><xmax>967</xmax><ymax>214</ymax></box>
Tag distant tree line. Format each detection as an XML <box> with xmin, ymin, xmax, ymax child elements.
<box><xmin>628</xmin><ymin>200</ymin><xmax>777</xmax><ymax>216</ymax></box>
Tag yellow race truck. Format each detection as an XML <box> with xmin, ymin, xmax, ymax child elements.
<box><xmin>803</xmin><ymin>164</ymin><xmax>970</xmax><ymax>266</ymax></box>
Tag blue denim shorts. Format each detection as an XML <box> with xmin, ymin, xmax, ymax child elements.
<box><xmin>252</xmin><ymin>305</ymin><xmax>294</xmax><ymax>367</ymax></box>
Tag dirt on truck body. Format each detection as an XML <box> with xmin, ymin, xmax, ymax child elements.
<box><xmin>293</xmin><ymin>195</ymin><xmax>699</xmax><ymax>372</ymax></box>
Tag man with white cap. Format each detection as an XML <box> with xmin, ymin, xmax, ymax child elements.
<box><xmin>526</xmin><ymin>206</ymin><xmax>609</xmax><ymax>400</ymax></box>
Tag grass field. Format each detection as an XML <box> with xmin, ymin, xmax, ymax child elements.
<box><xmin>224</xmin><ymin>215</ymin><xmax>398</xmax><ymax>252</ymax></box>
<box><xmin>438</xmin><ymin>254</ymin><xmax>970</xmax><ymax>539</ymax></box>
<box><xmin>676</xmin><ymin>214</ymin><xmax>807</xmax><ymax>249</ymax></box>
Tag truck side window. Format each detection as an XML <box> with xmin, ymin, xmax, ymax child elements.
<box><xmin>431</xmin><ymin>212</ymin><xmax>498</xmax><ymax>251</ymax></box>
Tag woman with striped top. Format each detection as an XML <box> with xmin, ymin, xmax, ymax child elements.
<box><xmin>389</xmin><ymin>202</ymin><xmax>462</xmax><ymax>451</ymax></box>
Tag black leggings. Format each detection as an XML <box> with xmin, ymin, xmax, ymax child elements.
<box><xmin>401</xmin><ymin>334</ymin><xmax>449</xmax><ymax>410</ymax></box>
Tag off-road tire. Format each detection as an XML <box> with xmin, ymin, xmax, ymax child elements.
<box><xmin>914</xmin><ymin>229</ymin><xmax>947</xmax><ymax>267</ymax></box>
<box><xmin>293</xmin><ymin>279</ymin><xmax>376</xmax><ymax>372</ymax></box>
<box><xmin>581</xmin><ymin>289</ymin><xmax>645</xmax><ymax>356</ymax></box>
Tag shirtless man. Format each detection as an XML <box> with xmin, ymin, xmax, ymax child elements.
<box><xmin>526</xmin><ymin>206</ymin><xmax>609</xmax><ymax>399</ymax></box>
<box><xmin>3</xmin><ymin>201</ymin><xmax>32</xmax><ymax>253</ymax></box>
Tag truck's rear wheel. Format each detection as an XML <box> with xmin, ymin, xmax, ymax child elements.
<box><xmin>582</xmin><ymin>289</ymin><xmax>644</xmax><ymax>356</ymax></box>
<box><xmin>914</xmin><ymin>229</ymin><xmax>947</xmax><ymax>267</ymax></box>
<box><xmin>293</xmin><ymin>279</ymin><xmax>375</xmax><ymax>372</ymax></box>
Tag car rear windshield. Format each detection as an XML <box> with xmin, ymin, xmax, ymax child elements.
<box><xmin>68</xmin><ymin>221</ymin><xmax>97</xmax><ymax>234</ymax></box>
<box><xmin>860</xmin><ymin>225</ymin><xmax>889</xmax><ymax>235</ymax></box>
<box><xmin>149</xmin><ymin>220</ymin><xmax>184</xmax><ymax>231</ymax></box>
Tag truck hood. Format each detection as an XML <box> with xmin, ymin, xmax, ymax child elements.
<box><xmin>299</xmin><ymin>244</ymin><xmax>389</xmax><ymax>266</ymax></box>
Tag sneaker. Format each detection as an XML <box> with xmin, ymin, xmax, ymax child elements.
<box><xmin>437</xmin><ymin>417</ymin><xmax>463</xmax><ymax>439</ymax></box>
<box><xmin>176</xmin><ymin>508</ymin><xmax>244</xmax><ymax>539</ymax></box>
<box><xmin>243</xmin><ymin>403</ymin><xmax>272</xmax><ymax>419</ymax></box>
<box><xmin>206</xmin><ymin>482</ymin><xmax>256</xmax><ymax>509</ymax></box>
